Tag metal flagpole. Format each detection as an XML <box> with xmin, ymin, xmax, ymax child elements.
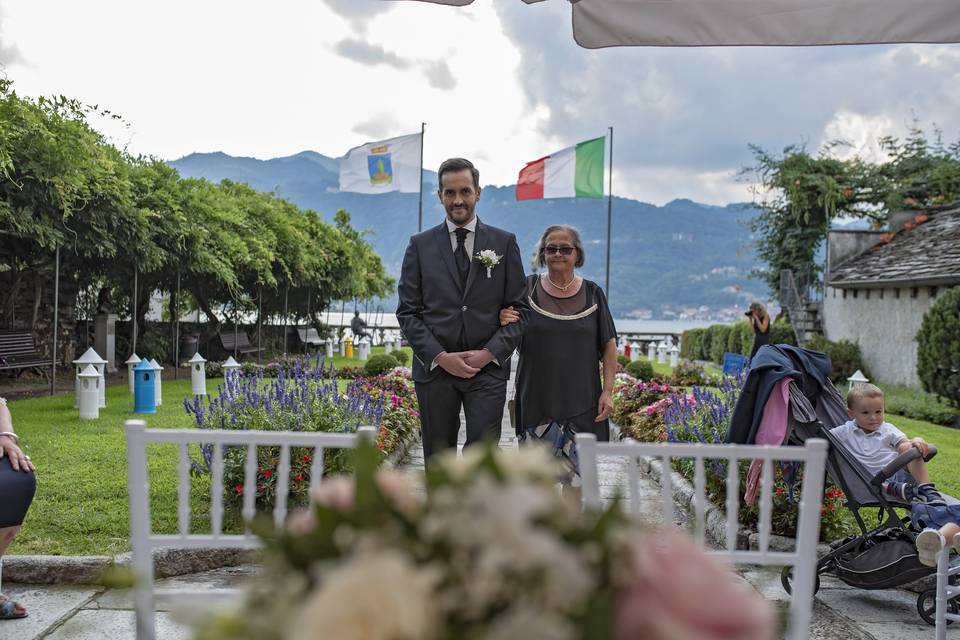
<box><xmin>50</xmin><ymin>246</ymin><xmax>60</xmax><ymax>396</ymax></box>
<box><xmin>304</xmin><ymin>288</ymin><xmax>312</xmax><ymax>355</ymax></box>
<box><xmin>605</xmin><ymin>126</ymin><xmax>614</xmax><ymax>300</ymax></box>
<box><xmin>132</xmin><ymin>268</ymin><xmax>138</xmax><ymax>354</ymax></box>
<box><xmin>174</xmin><ymin>268</ymin><xmax>181</xmax><ymax>379</ymax></box>
<box><xmin>257</xmin><ymin>285</ymin><xmax>263</xmax><ymax>366</ymax></box>
<box><xmin>282</xmin><ymin>284</ymin><xmax>289</xmax><ymax>356</ymax></box>
<box><xmin>418</xmin><ymin>122</ymin><xmax>425</xmax><ymax>232</ymax></box>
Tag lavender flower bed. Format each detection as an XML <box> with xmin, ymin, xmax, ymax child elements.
<box><xmin>183</xmin><ymin>355</ymin><xmax>418</xmax><ymax>510</ymax></box>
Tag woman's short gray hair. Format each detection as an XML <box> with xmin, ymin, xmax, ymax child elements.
<box><xmin>532</xmin><ymin>224</ymin><xmax>586</xmax><ymax>270</ymax></box>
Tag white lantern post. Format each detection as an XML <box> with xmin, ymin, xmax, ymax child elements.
<box><xmin>189</xmin><ymin>352</ymin><xmax>207</xmax><ymax>396</ymax></box>
<box><xmin>324</xmin><ymin>337</ymin><xmax>334</xmax><ymax>359</ymax></box>
<box><xmin>149</xmin><ymin>358</ymin><xmax>163</xmax><ymax>406</ymax></box>
<box><xmin>847</xmin><ymin>369</ymin><xmax>869</xmax><ymax>393</ymax></box>
<box><xmin>669</xmin><ymin>345</ymin><xmax>680</xmax><ymax>368</ymax></box>
<box><xmin>73</xmin><ymin>347</ymin><xmax>103</xmax><ymax>409</ymax></box>
<box><xmin>384</xmin><ymin>332</ymin><xmax>394</xmax><ymax>354</ymax></box>
<box><xmin>125</xmin><ymin>353</ymin><xmax>141</xmax><ymax>395</ymax></box>
<box><xmin>78</xmin><ymin>364</ymin><xmax>100</xmax><ymax>420</ymax></box>
<box><xmin>630</xmin><ymin>341</ymin><xmax>640</xmax><ymax>362</ymax></box>
<box><xmin>657</xmin><ymin>341</ymin><xmax>667</xmax><ymax>364</ymax></box>
<box><xmin>358</xmin><ymin>337</ymin><xmax>370</xmax><ymax>361</ymax></box>
<box><xmin>647</xmin><ymin>341</ymin><xmax>657</xmax><ymax>362</ymax></box>
<box><xmin>222</xmin><ymin>356</ymin><xmax>242</xmax><ymax>377</ymax></box>
<box><xmin>338</xmin><ymin>333</ymin><xmax>346</xmax><ymax>357</ymax></box>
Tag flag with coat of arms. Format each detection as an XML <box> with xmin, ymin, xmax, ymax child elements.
<box><xmin>338</xmin><ymin>132</ymin><xmax>422</xmax><ymax>194</ymax></box>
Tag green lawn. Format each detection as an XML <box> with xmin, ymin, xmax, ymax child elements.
<box><xmin>6</xmin><ymin>347</ymin><xmax>414</xmax><ymax>557</ymax></box>
<box><xmin>886</xmin><ymin>414</ymin><xmax>960</xmax><ymax>498</ymax></box>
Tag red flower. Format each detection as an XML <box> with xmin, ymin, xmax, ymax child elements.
<box><xmin>903</xmin><ymin>221</ymin><xmax>916</xmax><ymax>230</ymax></box>
<box><xmin>294</xmin><ymin>474</ymin><xmax>303</xmax><ymax>482</ymax></box>
<box><xmin>914</xmin><ymin>213</ymin><xmax>929</xmax><ymax>224</ymax></box>
<box><xmin>303</xmin><ymin>453</ymin><xmax>311</xmax><ymax>463</ymax></box>
<box><xmin>234</xmin><ymin>484</ymin><xmax>244</xmax><ymax>494</ymax></box>
<box><xmin>263</xmin><ymin>469</ymin><xmax>272</xmax><ymax>479</ymax></box>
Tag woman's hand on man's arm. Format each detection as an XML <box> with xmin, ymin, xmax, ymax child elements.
<box><xmin>500</xmin><ymin>306</ymin><xmax>521</xmax><ymax>326</ymax></box>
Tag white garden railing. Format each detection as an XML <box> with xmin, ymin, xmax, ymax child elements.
<box><xmin>934</xmin><ymin>546</ymin><xmax>960</xmax><ymax>640</ymax></box>
<box><xmin>125</xmin><ymin>419</ymin><xmax>377</xmax><ymax>640</ymax></box>
<box><xmin>577</xmin><ymin>434</ymin><xmax>828</xmax><ymax>640</ymax></box>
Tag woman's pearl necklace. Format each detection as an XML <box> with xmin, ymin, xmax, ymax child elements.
<box><xmin>545</xmin><ymin>273</ymin><xmax>576</xmax><ymax>292</ymax></box>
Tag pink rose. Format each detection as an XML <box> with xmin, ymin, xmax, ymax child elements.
<box><xmin>615</xmin><ymin>529</ymin><xmax>774</xmax><ymax>640</ymax></box>
<box><xmin>309</xmin><ymin>476</ymin><xmax>355</xmax><ymax>511</ymax></box>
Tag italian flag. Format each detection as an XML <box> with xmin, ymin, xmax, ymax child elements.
<box><xmin>516</xmin><ymin>137</ymin><xmax>605</xmax><ymax>200</ymax></box>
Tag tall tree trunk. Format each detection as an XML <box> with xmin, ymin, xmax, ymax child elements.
<box><xmin>30</xmin><ymin>271</ymin><xmax>42</xmax><ymax>332</ymax></box>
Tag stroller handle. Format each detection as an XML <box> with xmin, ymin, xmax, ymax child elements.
<box><xmin>870</xmin><ymin>444</ymin><xmax>938</xmax><ymax>487</ymax></box>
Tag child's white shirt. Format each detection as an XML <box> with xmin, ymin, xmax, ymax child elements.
<box><xmin>829</xmin><ymin>420</ymin><xmax>907</xmax><ymax>477</ymax></box>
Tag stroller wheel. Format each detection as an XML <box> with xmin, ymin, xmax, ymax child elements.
<box><xmin>780</xmin><ymin>566</ymin><xmax>820</xmax><ymax>596</ymax></box>
<box><xmin>917</xmin><ymin>589</ymin><xmax>959</xmax><ymax>626</ymax></box>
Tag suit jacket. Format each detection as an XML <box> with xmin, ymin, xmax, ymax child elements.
<box><xmin>396</xmin><ymin>218</ymin><xmax>529</xmax><ymax>383</ymax></box>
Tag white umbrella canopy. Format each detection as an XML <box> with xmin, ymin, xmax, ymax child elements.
<box><xmin>397</xmin><ymin>0</ymin><xmax>960</xmax><ymax>47</ymax></box>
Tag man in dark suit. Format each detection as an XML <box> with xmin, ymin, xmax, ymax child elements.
<box><xmin>397</xmin><ymin>158</ymin><xmax>528</xmax><ymax>460</ymax></box>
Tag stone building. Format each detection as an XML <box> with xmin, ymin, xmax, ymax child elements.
<box><xmin>822</xmin><ymin>205</ymin><xmax>960</xmax><ymax>387</ymax></box>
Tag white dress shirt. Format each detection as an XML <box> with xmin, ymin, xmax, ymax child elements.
<box><xmin>446</xmin><ymin>216</ymin><xmax>477</xmax><ymax>257</ymax></box>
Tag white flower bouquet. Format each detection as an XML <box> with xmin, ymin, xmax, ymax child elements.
<box><xmin>475</xmin><ymin>249</ymin><xmax>503</xmax><ymax>278</ymax></box>
<box><xmin>195</xmin><ymin>442</ymin><xmax>774</xmax><ymax>640</ymax></box>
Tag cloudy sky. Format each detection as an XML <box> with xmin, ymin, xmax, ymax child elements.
<box><xmin>2</xmin><ymin>0</ymin><xmax>959</xmax><ymax>205</ymax></box>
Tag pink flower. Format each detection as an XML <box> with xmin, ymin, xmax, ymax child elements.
<box><xmin>309</xmin><ymin>476</ymin><xmax>355</xmax><ymax>511</ymax></box>
<box><xmin>391</xmin><ymin>395</ymin><xmax>402</xmax><ymax>408</ymax></box>
<box><xmin>615</xmin><ymin>529</ymin><xmax>774</xmax><ymax>640</ymax></box>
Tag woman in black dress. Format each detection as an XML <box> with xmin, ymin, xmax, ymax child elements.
<box><xmin>0</xmin><ymin>397</ymin><xmax>36</xmax><ymax>620</ymax></box>
<box><xmin>499</xmin><ymin>225</ymin><xmax>617</xmax><ymax>503</ymax></box>
<box><xmin>746</xmin><ymin>302</ymin><xmax>770</xmax><ymax>359</ymax></box>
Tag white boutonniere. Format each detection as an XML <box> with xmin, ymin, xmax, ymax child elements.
<box><xmin>476</xmin><ymin>249</ymin><xmax>503</xmax><ymax>278</ymax></box>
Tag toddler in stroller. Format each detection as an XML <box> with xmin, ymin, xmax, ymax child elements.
<box><xmin>832</xmin><ymin>383</ymin><xmax>960</xmax><ymax>567</ymax></box>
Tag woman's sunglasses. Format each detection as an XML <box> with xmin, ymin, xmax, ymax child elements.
<box><xmin>543</xmin><ymin>245</ymin><xmax>576</xmax><ymax>256</ymax></box>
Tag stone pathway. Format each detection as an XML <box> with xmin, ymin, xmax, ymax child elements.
<box><xmin>4</xmin><ymin>362</ymin><xmax>953</xmax><ymax>638</ymax></box>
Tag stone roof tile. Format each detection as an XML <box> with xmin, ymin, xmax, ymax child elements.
<box><xmin>829</xmin><ymin>206</ymin><xmax>960</xmax><ymax>287</ymax></box>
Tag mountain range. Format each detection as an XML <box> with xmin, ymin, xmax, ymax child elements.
<box><xmin>169</xmin><ymin>151</ymin><xmax>764</xmax><ymax>318</ymax></box>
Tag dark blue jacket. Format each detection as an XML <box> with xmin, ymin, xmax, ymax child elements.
<box><xmin>726</xmin><ymin>344</ymin><xmax>833</xmax><ymax>445</ymax></box>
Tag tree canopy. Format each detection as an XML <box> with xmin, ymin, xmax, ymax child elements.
<box><xmin>744</xmin><ymin>125</ymin><xmax>960</xmax><ymax>295</ymax></box>
<box><xmin>0</xmin><ymin>79</ymin><xmax>392</xmax><ymax>360</ymax></box>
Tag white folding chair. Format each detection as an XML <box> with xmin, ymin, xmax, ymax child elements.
<box><xmin>934</xmin><ymin>546</ymin><xmax>960</xmax><ymax>639</ymax></box>
<box><xmin>125</xmin><ymin>419</ymin><xmax>377</xmax><ymax>640</ymax></box>
<box><xmin>577</xmin><ymin>433</ymin><xmax>828</xmax><ymax>640</ymax></box>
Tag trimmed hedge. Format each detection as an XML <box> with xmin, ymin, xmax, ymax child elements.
<box><xmin>680</xmin><ymin>319</ymin><xmax>796</xmax><ymax>364</ymax></box>
<box><xmin>364</xmin><ymin>353</ymin><xmax>400</xmax><ymax>376</ymax></box>
<box><xmin>916</xmin><ymin>286</ymin><xmax>960</xmax><ymax>408</ymax></box>
<box><xmin>805</xmin><ymin>334</ymin><xmax>868</xmax><ymax>384</ymax></box>
<box><xmin>625</xmin><ymin>359</ymin><xmax>655</xmax><ymax>381</ymax></box>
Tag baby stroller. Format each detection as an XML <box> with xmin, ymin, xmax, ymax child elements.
<box><xmin>727</xmin><ymin>344</ymin><xmax>959</xmax><ymax>625</ymax></box>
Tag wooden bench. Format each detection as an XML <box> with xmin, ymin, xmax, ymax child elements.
<box><xmin>217</xmin><ymin>331</ymin><xmax>264</xmax><ymax>358</ymax></box>
<box><xmin>295</xmin><ymin>328</ymin><xmax>326</xmax><ymax>349</ymax></box>
<box><xmin>0</xmin><ymin>330</ymin><xmax>49</xmax><ymax>379</ymax></box>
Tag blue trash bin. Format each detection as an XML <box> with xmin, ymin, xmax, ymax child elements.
<box><xmin>134</xmin><ymin>358</ymin><xmax>157</xmax><ymax>414</ymax></box>
<box><xmin>722</xmin><ymin>352</ymin><xmax>748</xmax><ymax>377</ymax></box>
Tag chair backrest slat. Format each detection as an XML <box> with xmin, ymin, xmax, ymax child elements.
<box><xmin>177</xmin><ymin>444</ymin><xmax>190</xmax><ymax>537</ymax></box>
<box><xmin>309</xmin><ymin>446</ymin><xmax>325</xmax><ymax>491</ymax></box>
<box><xmin>242</xmin><ymin>444</ymin><xmax>257</xmax><ymax>534</ymax></box>
<box><xmin>693</xmin><ymin>457</ymin><xmax>706</xmax><ymax>546</ymax></box>
<box><xmin>273</xmin><ymin>445</ymin><xmax>292</xmax><ymax>528</ymax></box>
<box><xmin>125</xmin><ymin>421</ymin><xmax>377</xmax><ymax>640</ymax></box>
<box><xmin>211</xmin><ymin>445</ymin><xmax>224</xmax><ymax>536</ymax></box>
<box><xmin>577</xmin><ymin>435</ymin><xmax>828</xmax><ymax>640</ymax></box>
<box><xmin>725</xmin><ymin>457</ymin><xmax>739</xmax><ymax>552</ymax></box>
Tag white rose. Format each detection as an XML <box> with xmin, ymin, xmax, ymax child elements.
<box><xmin>288</xmin><ymin>551</ymin><xmax>441</xmax><ymax>640</ymax></box>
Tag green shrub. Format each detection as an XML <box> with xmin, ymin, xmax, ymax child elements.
<box><xmin>698</xmin><ymin>326</ymin><xmax>714</xmax><ymax>361</ymax></box>
<box><xmin>625</xmin><ymin>359</ymin><xmax>655</xmax><ymax>381</ymax></box>
<box><xmin>392</xmin><ymin>349</ymin><xmax>410</xmax><ymax>366</ymax></box>
<box><xmin>806</xmin><ymin>334</ymin><xmax>869</xmax><ymax>384</ymax></box>
<box><xmin>670</xmin><ymin>360</ymin><xmax>708</xmax><ymax>387</ymax></box>
<box><xmin>735</xmin><ymin>322</ymin><xmax>754</xmax><ymax>356</ymax></box>
<box><xmin>680</xmin><ymin>329</ymin><xmax>704</xmax><ymax>359</ymax></box>
<box><xmin>364</xmin><ymin>353</ymin><xmax>400</xmax><ymax>376</ymax></box>
<box><xmin>916</xmin><ymin>286</ymin><xmax>960</xmax><ymax>408</ymax></box>
<box><xmin>710</xmin><ymin>324</ymin><xmax>732</xmax><ymax>364</ymax></box>
<box><xmin>617</xmin><ymin>354</ymin><xmax>631</xmax><ymax>367</ymax></box>
<box><xmin>725</xmin><ymin>321</ymin><xmax>745</xmax><ymax>356</ymax></box>
<box><xmin>768</xmin><ymin>319</ymin><xmax>797</xmax><ymax>346</ymax></box>
<box><xmin>881</xmin><ymin>384</ymin><xmax>960</xmax><ymax>426</ymax></box>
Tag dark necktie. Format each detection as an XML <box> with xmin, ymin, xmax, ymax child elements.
<box><xmin>454</xmin><ymin>227</ymin><xmax>470</xmax><ymax>287</ymax></box>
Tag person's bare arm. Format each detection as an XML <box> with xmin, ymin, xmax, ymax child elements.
<box><xmin>758</xmin><ymin>315</ymin><xmax>770</xmax><ymax>332</ymax></box>
<box><xmin>0</xmin><ymin>401</ymin><xmax>35</xmax><ymax>472</ymax></box>
<box><xmin>596</xmin><ymin>338</ymin><xmax>617</xmax><ymax>421</ymax></box>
